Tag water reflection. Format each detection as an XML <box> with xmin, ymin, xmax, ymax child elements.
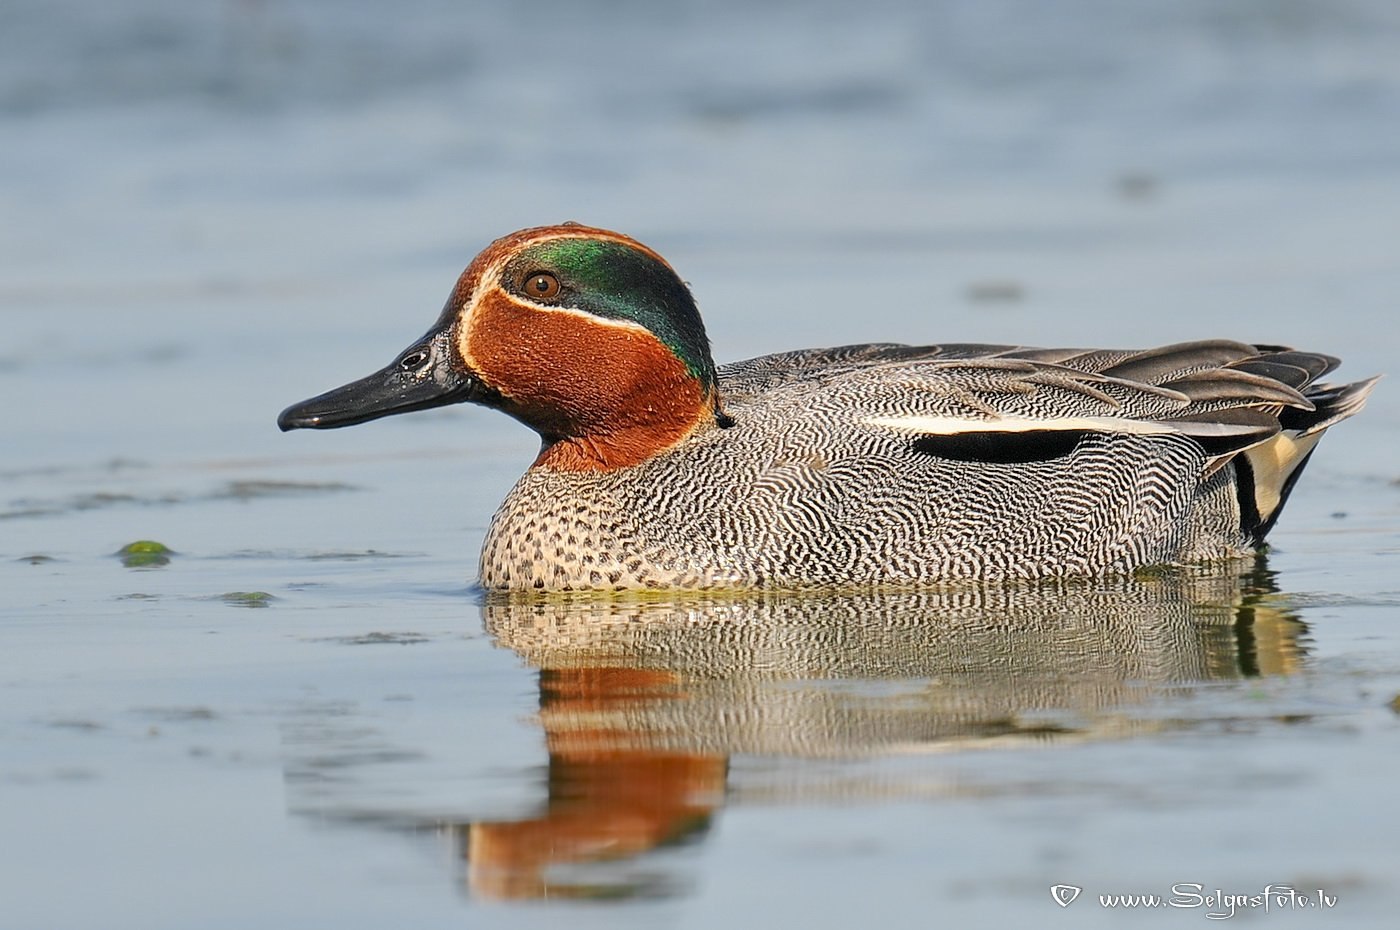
<box><xmin>459</xmin><ymin>560</ymin><xmax>1302</xmax><ymax>900</ymax></box>
<box><xmin>282</xmin><ymin>560</ymin><xmax>1305</xmax><ymax>901</ymax></box>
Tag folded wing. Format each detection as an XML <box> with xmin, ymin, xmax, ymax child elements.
<box><xmin>721</xmin><ymin>339</ymin><xmax>1378</xmax><ymax>542</ymax></box>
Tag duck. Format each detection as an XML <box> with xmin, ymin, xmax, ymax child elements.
<box><xmin>278</xmin><ymin>223</ymin><xmax>1377</xmax><ymax>592</ymax></box>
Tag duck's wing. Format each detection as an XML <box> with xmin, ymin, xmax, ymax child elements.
<box><xmin>740</xmin><ymin>340</ymin><xmax>1376</xmax><ymax>539</ymax></box>
<box><xmin>724</xmin><ymin>341</ymin><xmax>1363</xmax><ymax>451</ymax></box>
<box><xmin>829</xmin><ymin>352</ymin><xmax>1308</xmax><ymax>461</ymax></box>
<box><xmin>719</xmin><ymin>339</ymin><xmax>1289</xmax><ymax>397</ymax></box>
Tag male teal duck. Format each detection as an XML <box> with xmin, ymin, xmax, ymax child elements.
<box><xmin>278</xmin><ymin>223</ymin><xmax>1377</xmax><ymax>592</ymax></box>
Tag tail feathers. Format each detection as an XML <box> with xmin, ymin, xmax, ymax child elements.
<box><xmin>1280</xmin><ymin>376</ymin><xmax>1381</xmax><ymax>435</ymax></box>
<box><xmin>1237</xmin><ymin>375</ymin><xmax>1379</xmax><ymax>544</ymax></box>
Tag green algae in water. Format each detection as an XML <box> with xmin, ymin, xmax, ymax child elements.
<box><xmin>220</xmin><ymin>591</ymin><xmax>275</xmax><ymax>608</ymax></box>
<box><xmin>117</xmin><ymin>540</ymin><xmax>174</xmax><ymax>568</ymax></box>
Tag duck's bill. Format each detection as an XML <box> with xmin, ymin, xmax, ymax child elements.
<box><xmin>277</xmin><ymin>332</ymin><xmax>482</xmax><ymax>431</ymax></box>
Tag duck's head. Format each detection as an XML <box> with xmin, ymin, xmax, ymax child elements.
<box><xmin>278</xmin><ymin>224</ymin><xmax>728</xmax><ymax>471</ymax></box>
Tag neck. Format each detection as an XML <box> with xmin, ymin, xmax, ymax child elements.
<box><xmin>534</xmin><ymin>422</ymin><xmax>706</xmax><ymax>472</ymax></box>
<box><xmin>528</xmin><ymin>372</ymin><xmax>714</xmax><ymax>472</ymax></box>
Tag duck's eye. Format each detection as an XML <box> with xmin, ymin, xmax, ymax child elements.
<box><xmin>523</xmin><ymin>272</ymin><xmax>561</xmax><ymax>301</ymax></box>
<box><xmin>398</xmin><ymin>348</ymin><xmax>430</xmax><ymax>372</ymax></box>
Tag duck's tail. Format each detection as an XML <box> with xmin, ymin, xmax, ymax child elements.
<box><xmin>1236</xmin><ymin>375</ymin><xmax>1380</xmax><ymax>545</ymax></box>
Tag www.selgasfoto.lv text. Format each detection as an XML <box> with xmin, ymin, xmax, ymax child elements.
<box><xmin>1052</xmin><ymin>883</ymin><xmax>1338</xmax><ymax>918</ymax></box>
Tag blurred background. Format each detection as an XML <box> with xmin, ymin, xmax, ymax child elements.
<box><xmin>4</xmin><ymin>1</ymin><xmax>1399</xmax><ymax>928</ymax></box>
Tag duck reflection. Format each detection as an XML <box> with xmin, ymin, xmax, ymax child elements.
<box><xmin>462</xmin><ymin>560</ymin><xmax>1303</xmax><ymax>899</ymax></box>
<box><xmin>467</xmin><ymin>666</ymin><xmax>725</xmax><ymax>900</ymax></box>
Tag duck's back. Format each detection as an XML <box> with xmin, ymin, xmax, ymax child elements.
<box><xmin>479</xmin><ymin>341</ymin><xmax>1375</xmax><ymax>592</ymax></box>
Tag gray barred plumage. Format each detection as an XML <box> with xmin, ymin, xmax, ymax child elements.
<box><xmin>479</xmin><ymin>340</ymin><xmax>1377</xmax><ymax>592</ymax></box>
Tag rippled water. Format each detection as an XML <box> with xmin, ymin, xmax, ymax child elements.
<box><xmin>4</xmin><ymin>1</ymin><xmax>1400</xmax><ymax>927</ymax></box>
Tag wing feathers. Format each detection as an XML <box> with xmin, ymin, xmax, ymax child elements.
<box><xmin>1231</xmin><ymin>351</ymin><xmax>1339</xmax><ymax>383</ymax></box>
<box><xmin>721</xmin><ymin>339</ymin><xmax>1372</xmax><ymax>470</ymax></box>
<box><xmin>1158</xmin><ymin>368</ymin><xmax>1313</xmax><ymax>410</ymax></box>
<box><xmin>1098</xmin><ymin>340</ymin><xmax>1261</xmax><ymax>384</ymax></box>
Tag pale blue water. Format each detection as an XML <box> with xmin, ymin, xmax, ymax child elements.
<box><xmin>3</xmin><ymin>1</ymin><xmax>1400</xmax><ymax>927</ymax></box>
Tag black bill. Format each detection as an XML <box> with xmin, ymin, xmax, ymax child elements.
<box><xmin>277</xmin><ymin>330</ymin><xmax>484</xmax><ymax>431</ymax></box>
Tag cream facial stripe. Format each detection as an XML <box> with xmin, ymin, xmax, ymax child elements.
<box><xmin>457</xmin><ymin>236</ymin><xmax>664</xmax><ymax>374</ymax></box>
<box><xmin>519</xmin><ymin>303</ymin><xmax>655</xmax><ymax>332</ymax></box>
<box><xmin>463</xmin><ymin>253</ymin><xmax>658</xmax><ymax>330</ymax></box>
